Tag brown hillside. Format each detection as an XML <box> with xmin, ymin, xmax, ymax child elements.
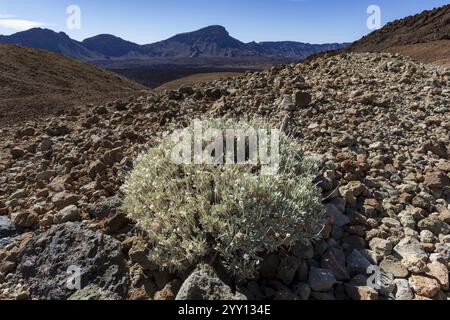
<box><xmin>349</xmin><ymin>4</ymin><xmax>450</xmax><ymax>65</ymax></box>
<box><xmin>385</xmin><ymin>40</ymin><xmax>450</xmax><ymax>66</ymax></box>
<box><xmin>0</xmin><ymin>44</ymin><xmax>148</xmax><ymax>126</ymax></box>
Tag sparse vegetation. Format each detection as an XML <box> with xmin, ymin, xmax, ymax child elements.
<box><xmin>122</xmin><ymin>118</ymin><xmax>325</xmax><ymax>279</ymax></box>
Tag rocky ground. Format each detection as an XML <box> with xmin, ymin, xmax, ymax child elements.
<box><xmin>0</xmin><ymin>52</ymin><xmax>449</xmax><ymax>300</ymax></box>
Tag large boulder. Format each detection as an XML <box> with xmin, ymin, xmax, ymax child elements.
<box><xmin>87</xmin><ymin>196</ymin><xmax>122</xmax><ymax>219</ymax></box>
<box><xmin>11</xmin><ymin>210</ymin><xmax>38</xmax><ymax>228</ymax></box>
<box><xmin>54</xmin><ymin>205</ymin><xmax>81</xmax><ymax>224</ymax></box>
<box><xmin>424</xmin><ymin>171</ymin><xmax>450</xmax><ymax>189</ymax></box>
<box><xmin>13</xmin><ymin>222</ymin><xmax>129</xmax><ymax>300</ymax></box>
<box><xmin>176</xmin><ymin>264</ymin><xmax>246</xmax><ymax>300</ymax></box>
<box><xmin>308</xmin><ymin>267</ymin><xmax>337</xmax><ymax>292</ymax></box>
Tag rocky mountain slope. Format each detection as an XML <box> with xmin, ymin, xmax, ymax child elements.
<box><xmin>0</xmin><ymin>26</ymin><xmax>348</xmax><ymax>61</ymax></box>
<box><xmin>0</xmin><ymin>44</ymin><xmax>148</xmax><ymax>127</ymax></box>
<box><xmin>141</xmin><ymin>25</ymin><xmax>254</xmax><ymax>58</ymax></box>
<box><xmin>0</xmin><ymin>28</ymin><xmax>101</xmax><ymax>60</ymax></box>
<box><xmin>0</xmin><ymin>51</ymin><xmax>448</xmax><ymax>300</ymax></box>
<box><xmin>350</xmin><ymin>4</ymin><xmax>450</xmax><ymax>65</ymax></box>
<box><xmin>142</xmin><ymin>25</ymin><xmax>348</xmax><ymax>59</ymax></box>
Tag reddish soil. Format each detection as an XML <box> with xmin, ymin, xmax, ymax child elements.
<box><xmin>0</xmin><ymin>44</ymin><xmax>148</xmax><ymax>127</ymax></box>
<box><xmin>385</xmin><ymin>40</ymin><xmax>450</xmax><ymax>66</ymax></box>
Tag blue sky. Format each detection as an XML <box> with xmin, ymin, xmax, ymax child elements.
<box><xmin>0</xmin><ymin>0</ymin><xmax>448</xmax><ymax>44</ymax></box>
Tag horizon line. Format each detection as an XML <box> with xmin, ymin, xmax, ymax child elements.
<box><xmin>0</xmin><ymin>25</ymin><xmax>359</xmax><ymax>46</ymax></box>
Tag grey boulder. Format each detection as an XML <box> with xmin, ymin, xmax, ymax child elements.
<box><xmin>13</xmin><ymin>222</ymin><xmax>129</xmax><ymax>300</ymax></box>
<box><xmin>176</xmin><ymin>264</ymin><xmax>246</xmax><ymax>300</ymax></box>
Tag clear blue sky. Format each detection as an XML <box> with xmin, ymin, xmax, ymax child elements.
<box><xmin>0</xmin><ymin>0</ymin><xmax>448</xmax><ymax>44</ymax></box>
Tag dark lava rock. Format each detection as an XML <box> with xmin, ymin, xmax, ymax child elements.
<box><xmin>13</xmin><ymin>222</ymin><xmax>129</xmax><ymax>299</ymax></box>
<box><xmin>87</xmin><ymin>196</ymin><xmax>122</xmax><ymax>219</ymax></box>
<box><xmin>46</xmin><ymin>124</ymin><xmax>71</xmax><ymax>137</ymax></box>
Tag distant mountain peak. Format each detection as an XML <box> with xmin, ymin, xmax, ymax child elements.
<box><xmin>82</xmin><ymin>34</ymin><xmax>140</xmax><ymax>58</ymax></box>
<box><xmin>194</xmin><ymin>25</ymin><xmax>230</xmax><ymax>36</ymax></box>
<box><xmin>5</xmin><ymin>28</ymin><xmax>72</xmax><ymax>41</ymax></box>
<box><xmin>168</xmin><ymin>25</ymin><xmax>232</xmax><ymax>42</ymax></box>
<box><xmin>17</xmin><ymin>27</ymin><xmax>56</xmax><ymax>35</ymax></box>
<box><xmin>85</xmin><ymin>34</ymin><xmax>128</xmax><ymax>41</ymax></box>
<box><xmin>0</xmin><ymin>27</ymin><xmax>101</xmax><ymax>60</ymax></box>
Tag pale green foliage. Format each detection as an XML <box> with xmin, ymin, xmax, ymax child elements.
<box><xmin>122</xmin><ymin>118</ymin><xmax>325</xmax><ymax>279</ymax></box>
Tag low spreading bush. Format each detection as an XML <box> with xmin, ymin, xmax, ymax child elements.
<box><xmin>122</xmin><ymin>118</ymin><xmax>324</xmax><ymax>279</ymax></box>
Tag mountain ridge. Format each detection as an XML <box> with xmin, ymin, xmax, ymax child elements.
<box><xmin>82</xmin><ymin>34</ymin><xmax>141</xmax><ymax>58</ymax></box>
<box><xmin>0</xmin><ymin>28</ymin><xmax>101</xmax><ymax>59</ymax></box>
<box><xmin>350</xmin><ymin>4</ymin><xmax>449</xmax><ymax>51</ymax></box>
<box><xmin>0</xmin><ymin>25</ymin><xmax>349</xmax><ymax>61</ymax></box>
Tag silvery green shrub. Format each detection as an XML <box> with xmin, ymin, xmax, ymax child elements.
<box><xmin>122</xmin><ymin>118</ymin><xmax>324</xmax><ymax>279</ymax></box>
